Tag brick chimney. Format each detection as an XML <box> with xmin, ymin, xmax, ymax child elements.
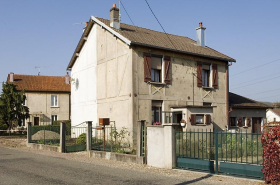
<box><xmin>65</xmin><ymin>72</ymin><xmax>70</xmax><ymax>84</ymax></box>
<box><xmin>196</xmin><ymin>22</ymin><xmax>206</xmax><ymax>47</ymax></box>
<box><xmin>9</xmin><ymin>72</ymin><xmax>14</xmax><ymax>82</ymax></box>
<box><xmin>110</xmin><ymin>4</ymin><xmax>120</xmax><ymax>29</ymax></box>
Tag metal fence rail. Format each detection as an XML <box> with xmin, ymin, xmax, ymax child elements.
<box><xmin>30</xmin><ymin>125</ymin><xmax>60</xmax><ymax>145</ymax></box>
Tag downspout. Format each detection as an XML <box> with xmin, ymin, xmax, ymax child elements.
<box><xmin>226</xmin><ymin>62</ymin><xmax>232</xmax><ymax>130</ymax></box>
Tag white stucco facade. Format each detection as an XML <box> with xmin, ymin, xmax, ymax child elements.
<box><xmin>266</xmin><ymin>109</ymin><xmax>280</xmax><ymax>122</ymax></box>
<box><xmin>71</xmin><ymin>25</ymin><xmax>98</xmax><ymax>127</ymax></box>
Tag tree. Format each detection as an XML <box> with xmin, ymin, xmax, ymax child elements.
<box><xmin>0</xmin><ymin>83</ymin><xmax>29</xmax><ymax>133</ymax></box>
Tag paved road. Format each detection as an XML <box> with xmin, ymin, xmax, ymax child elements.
<box><xmin>0</xmin><ymin>147</ymin><xmax>190</xmax><ymax>185</ymax></box>
<box><xmin>0</xmin><ymin>146</ymin><xmax>261</xmax><ymax>185</ymax></box>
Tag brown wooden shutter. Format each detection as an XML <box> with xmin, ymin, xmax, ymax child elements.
<box><xmin>247</xmin><ymin>118</ymin><xmax>251</xmax><ymax>127</ymax></box>
<box><xmin>197</xmin><ymin>61</ymin><xmax>202</xmax><ymax>87</ymax></box>
<box><xmin>205</xmin><ymin>114</ymin><xmax>211</xmax><ymax>125</ymax></box>
<box><xmin>164</xmin><ymin>56</ymin><xmax>171</xmax><ymax>84</ymax></box>
<box><xmin>238</xmin><ymin>117</ymin><xmax>243</xmax><ymax>127</ymax></box>
<box><xmin>143</xmin><ymin>53</ymin><xmax>151</xmax><ymax>82</ymax></box>
<box><xmin>212</xmin><ymin>63</ymin><xmax>218</xmax><ymax>89</ymax></box>
<box><xmin>191</xmin><ymin>114</ymin><xmax>196</xmax><ymax>125</ymax></box>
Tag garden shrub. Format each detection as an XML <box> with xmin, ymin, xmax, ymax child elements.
<box><xmin>0</xmin><ymin>122</ymin><xmax>7</xmax><ymax>130</ymax></box>
<box><xmin>261</xmin><ymin>126</ymin><xmax>280</xmax><ymax>184</ymax></box>
<box><xmin>76</xmin><ymin>133</ymin><xmax>86</xmax><ymax>145</ymax></box>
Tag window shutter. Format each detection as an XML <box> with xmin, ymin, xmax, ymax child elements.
<box><xmin>247</xmin><ymin>118</ymin><xmax>251</xmax><ymax>127</ymax></box>
<box><xmin>143</xmin><ymin>53</ymin><xmax>151</xmax><ymax>82</ymax></box>
<box><xmin>212</xmin><ymin>63</ymin><xmax>218</xmax><ymax>89</ymax></box>
<box><xmin>205</xmin><ymin>114</ymin><xmax>211</xmax><ymax>125</ymax></box>
<box><xmin>238</xmin><ymin>117</ymin><xmax>243</xmax><ymax>127</ymax></box>
<box><xmin>191</xmin><ymin>114</ymin><xmax>196</xmax><ymax>125</ymax></box>
<box><xmin>164</xmin><ymin>56</ymin><xmax>171</xmax><ymax>84</ymax></box>
<box><xmin>197</xmin><ymin>61</ymin><xmax>202</xmax><ymax>87</ymax></box>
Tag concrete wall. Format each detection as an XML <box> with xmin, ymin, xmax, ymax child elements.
<box><xmin>25</xmin><ymin>92</ymin><xmax>70</xmax><ymax>126</ymax></box>
<box><xmin>147</xmin><ymin>125</ymin><xmax>176</xmax><ymax>169</ymax></box>
<box><xmin>71</xmin><ymin>24</ymin><xmax>98</xmax><ymax>126</ymax></box>
<box><xmin>267</xmin><ymin>110</ymin><xmax>280</xmax><ymax>122</ymax></box>
<box><xmin>229</xmin><ymin>108</ymin><xmax>266</xmax><ymax>133</ymax></box>
<box><xmin>132</xmin><ymin>46</ymin><xmax>228</xmax><ymax>130</ymax></box>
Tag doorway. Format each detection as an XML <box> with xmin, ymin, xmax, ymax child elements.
<box><xmin>252</xmin><ymin>117</ymin><xmax>262</xmax><ymax>133</ymax></box>
<box><xmin>34</xmin><ymin>117</ymin><xmax>39</xmax><ymax>126</ymax></box>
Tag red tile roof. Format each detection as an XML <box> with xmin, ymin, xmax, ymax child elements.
<box><xmin>270</xmin><ymin>108</ymin><xmax>280</xmax><ymax>116</ymax></box>
<box><xmin>7</xmin><ymin>74</ymin><xmax>70</xmax><ymax>93</ymax></box>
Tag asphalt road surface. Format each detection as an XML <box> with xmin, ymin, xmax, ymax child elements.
<box><xmin>0</xmin><ymin>146</ymin><xmax>261</xmax><ymax>185</ymax></box>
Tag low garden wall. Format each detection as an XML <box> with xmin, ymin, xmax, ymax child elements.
<box><xmin>89</xmin><ymin>150</ymin><xmax>145</xmax><ymax>164</ymax></box>
<box><xmin>27</xmin><ymin>143</ymin><xmax>60</xmax><ymax>152</ymax></box>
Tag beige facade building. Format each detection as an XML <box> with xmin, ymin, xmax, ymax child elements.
<box><xmin>67</xmin><ymin>4</ymin><xmax>236</xmax><ymax>146</ymax></box>
<box><xmin>7</xmin><ymin>73</ymin><xmax>71</xmax><ymax>127</ymax></box>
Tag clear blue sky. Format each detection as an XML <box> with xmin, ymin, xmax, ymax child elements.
<box><xmin>0</xmin><ymin>1</ymin><xmax>280</xmax><ymax>103</ymax></box>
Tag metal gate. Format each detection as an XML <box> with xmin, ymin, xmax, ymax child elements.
<box><xmin>176</xmin><ymin>130</ymin><xmax>263</xmax><ymax>179</ymax></box>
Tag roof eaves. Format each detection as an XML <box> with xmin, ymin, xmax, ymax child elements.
<box><xmin>131</xmin><ymin>41</ymin><xmax>236</xmax><ymax>62</ymax></box>
<box><xmin>67</xmin><ymin>18</ymin><xmax>94</xmax><ymax>70</ymax></box>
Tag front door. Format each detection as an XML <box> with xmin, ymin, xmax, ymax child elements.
<box><xmin>252</xmin><ymin>117</ymin><xmax>262</xmax><ymax>133</ymax></box>
<box><xmin>34</xmin><ymin>117</ymin><xmax>39</xmax><ymax>126</ymax></box>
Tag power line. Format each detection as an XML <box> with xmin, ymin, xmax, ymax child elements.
<box><xmin>144</xmin><ymin>0</ymin><xmax>177</xmax><ymax>51</ymax></box>
<box><xmin>230</xmin><ymin>58</ymin><xmax>280</xmax><ymax>77</ymax></box>
<box><xmin>143</xmin><ymin>0</ymin><xmax>194</xmax><ymax>67</ymax></box>
<box><xmin>231</xmin><ymin>74</ymin><xmax>280</xmax><ymax>90</ymax></box>
<box><xmin>120</xmin><ymin>1</ymin><xmax>135</xmax><ymax>26</ymax></box>
<box><xmin>230</xmin><ymin>72</ymin><xmax>280</xmax><ymax>87</ymax></box>
<box><xmin>243</xmin><ymin>87</ymin><xmax>280</xmax><ymax>97</ymax></box>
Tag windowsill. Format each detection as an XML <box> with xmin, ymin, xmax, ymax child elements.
<box><xmin>148</xmin><ymin>81</ymin><xmax>166</xmax><ymax>85</ymax></box>
<box><xmin>243</xmin><ymin>126</ymin><xmax>249</xmax><ymax>128</ymax></box>
<box><xmin>196</xmin><ymin>124</ymin><xmax>207</xmax><ymax>126</ymax></box>
<box><xmin>202</xmin><ymin>86</ymin><xmax>214</xmax><ymax>90</ymax></box>
<box><xmin>51</xmin><ymin>106</ymin><xmax>59</xmax><ymax>108</ymax></box>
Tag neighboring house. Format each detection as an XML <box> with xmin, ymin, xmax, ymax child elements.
<box><xmin>67</xmin><ymin>4</ymin><xmax>235</xmax><ymax>145</ymax></box>
<box><xmin>229</xmin><ymin>92</ymin><xmax>271</xmax><ymax>133</ymax></box>
<box><xmin>7</xmin><ymin>73</ymin><xmax>71</xmax><ymax>127</ymax></box>
<box><xmin>266</xmin><ymin>108</ymin><xmax>280</xmax><ymax>122</ymax></box>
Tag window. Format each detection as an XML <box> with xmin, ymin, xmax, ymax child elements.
<box><xmin>151</xmin><ymin>57</ymin><xmax>162</xmax><ymax>82</ymax></box>
<box><xmin>51</xmin><ymin>95</ymin><xmax>58</xmax><ymax>107</ymax></box>
<box><xmin>51</xmin><ymin>115</ymin><xmax>57</xmax><ymax>125</ymax></box>
<box><xmin>191</xmin><ymin>114</ymin><xmax>211</xmax><ymax>125</ymax></box>
<box><xmin>143</xmin><ymin>53</ymin><xmax>171</xmax><ymax>84</ymax></box>
<box><xmin>197</xmin><ymin>62</ymin><xmax>218</xmax><ymax>88</ymax></box>
<box><xmin>230</xmin><ymin>117</ymin><xmax>236</xmax><ymax>126</ymax></box>
<box><xmin>202</xmin><ymin>64</ymin><xmax>210</xmax><ymax>87</ymax></box>
<box><xmin>151</xmin><ymin>101</ymin><xmax>162</xmax><ymax>125</ymax></box>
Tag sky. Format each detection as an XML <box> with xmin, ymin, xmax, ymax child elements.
<box><xmin>0</xmin><ymin>0</ymin><xmax>280</xmax><ymax>103</ymax></box>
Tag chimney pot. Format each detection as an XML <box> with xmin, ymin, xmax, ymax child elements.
<box><xmin>113</xmin><ymin>3</ymin><xmax>116</xmax><ymax>8</ymax></box>
<box><xmin>199</xmin><ymin>22</ymin><xmax>203</xmax><ymax>28</ymax></box>
<box><xmin>10</xmin><ymin>72</ymin><xmax>14</xmax><ymax>83</ymax></box>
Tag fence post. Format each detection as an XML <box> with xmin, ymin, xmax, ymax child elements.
<box><xmin>215</xmin><ymin>130</ymin><xmax>219</xmax><ymax>174</ymax></box>
<box><xmin>27</xmin><ymin>122</ymin><xmax>32</xmax><ymax>145</ymax></box>
<box><xmin>60</xmin><ymin>122</ymin><xmax>66</xmax><ymax>153</ymax></box>
<box><xmin>86</xmin><ymin>121</ymin><xmax>92</xmax><ymax>152</ymax></box>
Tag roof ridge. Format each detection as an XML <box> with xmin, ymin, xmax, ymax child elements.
<box><xmin>13</xmin><ymin>74</ymin><xmax>67</xmax><ymax>77</ymax></box>
<box><xmin>229</xmin><ymin>92</ymin><xmax>269</xmax><ymax>107</ymax></box>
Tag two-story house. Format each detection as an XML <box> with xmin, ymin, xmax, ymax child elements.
<box><xmin>7</xmin><ymin>73</ymin><xmax>71</xmax><ymax>127</ymax></box>
<box><xmin>67</xmin><ymin>4</ymin><xmax>235</xmax><ymax>146</ymax></box>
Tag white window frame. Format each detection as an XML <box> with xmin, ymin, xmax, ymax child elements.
<box><xmin>51</xmin><ymin>95</ymin><xmax>58</xmax><ymax>107</ymax></box>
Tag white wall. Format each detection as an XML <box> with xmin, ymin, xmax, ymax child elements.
<box><xmin>71</xmin><ymin>25</ymin><xmax>98</xmax><ymax>126</ymax></box>
<box><xmin>267</xmin><ymin>110</ymin><xmax>280</xmax><ymax>122</ymax></box>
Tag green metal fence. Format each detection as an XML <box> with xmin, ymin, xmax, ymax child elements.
<box><xmin>176</xmin><ymin>130</ymin><xmax>263</xmax><ymax>178</ymax></box>
<box><xmin>30</xmin><ymin>125</ymin><xmax>60</xmax><ymax>145</ymax></box>
<box><xmin>65</xmin><ymin>126</ymin><xmax>87</xmax><ymax>153</ymax></box>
